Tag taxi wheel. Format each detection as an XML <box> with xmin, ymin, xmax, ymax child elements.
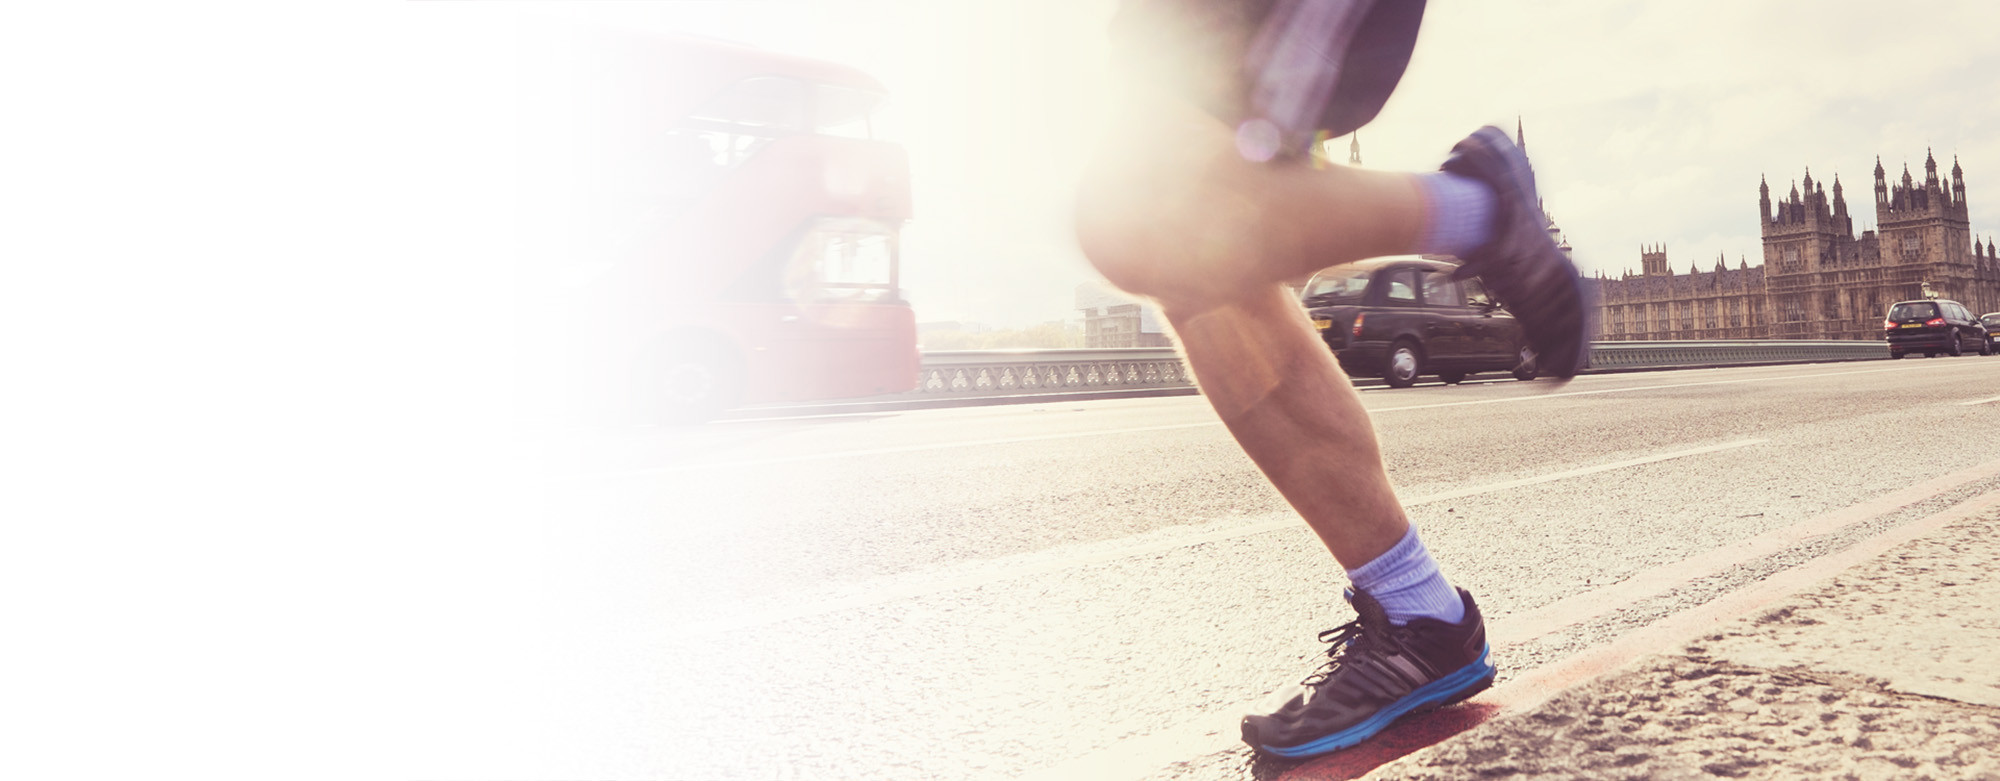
<box><xmin>1947</xmin><ymin>333</ymin><xmax>1964</xmax><ymax>357</ymax></box>
<box><xmin>1383</xmin><ymin>339</ymin><xmax>1423</xmax><ymax>388</ymax></box>
<box><xmin>1512</xmin><ymin>347</ymin><xmax>1539</xmax><ymax>381</ymax></box>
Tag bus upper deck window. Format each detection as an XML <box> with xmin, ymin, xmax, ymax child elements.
<box><xmin>815</xmin><ymin>85</ymin><xmax>884</xmax><ymax>140</ymax></box>
<box><xmin>681</xmin><ymin>77</ymin><xmax>808</xmax><ymax>166</ymax></box>
<box><xmin>690</xmin><ymin>76</ymin><xmax>806</xmax><ymax>133</ymax></box>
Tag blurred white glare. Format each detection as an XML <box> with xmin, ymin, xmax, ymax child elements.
<box><xmin>1235</xmin><ymin>118</ymin><xmax>1284</xmax><ymax>163</ymax></box>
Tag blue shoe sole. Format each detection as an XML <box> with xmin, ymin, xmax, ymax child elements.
<box><xmin>1254</xmin><ymin>646</ymin><xmax>1496</xmax><ymax>758</ymax></box>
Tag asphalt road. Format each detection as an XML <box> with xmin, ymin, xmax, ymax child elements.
<box><xmin>522</xmin><ymin>356</ymin><xmax>2000</xmax><ymax>780</ymax></box>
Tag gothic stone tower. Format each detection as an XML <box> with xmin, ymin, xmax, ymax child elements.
<box><xmin>1759</xmin><ymin>150</ymin><xmax>2000</xmax><ymax>337</ymax></box>
<box><xmin>1758</xmin><ymin>167</ymin><xmax>1873</xmax><ymax>338</ymax></box>
<box><xmin>1874</xmin><ymin>151</ymin><xmax>1997</xmax><ymax>316</ymax></box>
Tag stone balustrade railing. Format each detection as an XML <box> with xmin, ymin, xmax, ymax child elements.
<box><xmin>1585</xmin><ymin>339</ymin><xmax>1888</xmax><ymax>371</ymax></box>
<box><xmin>901</xmin><ymin>340</ymin><xmax>1891</xmax><ymax>401</ymax></box>
<box><xmin>913</xmin><ymin>348</ymin><xmax>1194</xmax><ymax>398</ymax></box>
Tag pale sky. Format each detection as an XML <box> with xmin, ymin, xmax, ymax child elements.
<box><xmin>528</xmin><ymin>0</ymin><xmax>2000</xmax><ymax>328</ymax></box>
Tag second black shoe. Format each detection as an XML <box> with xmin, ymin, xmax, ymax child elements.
<box><xmin>1440</xmin><ymin>126</ymin><xmax>1593</xmax><ymax>380</ymax></box>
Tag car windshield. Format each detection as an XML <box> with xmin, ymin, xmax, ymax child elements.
<box><xmin>1984</xmin><ymin>315</ymin><xmax>2000</xmax><ymax>328</ymax></box>
<box><xmin>1302</xmin><ymin>269</ymin><xmax>1370</xmax><ymax>303</ymax></box>
<box><xmin>1889</xmin><ymin>302</ymin><xmax>1938</xmax><ymax>320</ymax></box>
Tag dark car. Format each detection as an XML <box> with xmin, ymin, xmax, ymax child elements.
<box><xmin>1884</xmin><ymin>299</ymin><xmax>1991</xmax><ymax>358</ymax></box>
<box><xmin>1983</xmin><ymin>313</ymin><xmax>2000</xmax><ymax>354</ymax></box>
<box><xmin>1301</xmin><ymin>257</ymin><xmax>1535</xmax><ymax>387</ymax></box>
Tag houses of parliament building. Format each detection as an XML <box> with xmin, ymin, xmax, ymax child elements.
<box><xmin>1592</xmin><ymin>150</ymin><xmax>2000</xmax><ymax>341</ymax></box>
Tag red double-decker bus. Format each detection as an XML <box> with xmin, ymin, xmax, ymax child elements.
<box><xmin>521</xmin><ymin>30</ymin><xmax>918</xmax><ymax>423</ymax></box>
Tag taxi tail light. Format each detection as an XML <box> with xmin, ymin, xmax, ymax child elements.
<box><xmin>1883</xmin><ymin>319</ymin><xmax>1897</xmax><ymax>330</ymax></box>
<box><xmin>1351</xmin><ymin>313</ymin><xmax>1366</xmax><ymax>338</ymax></box>
<box><xmin>1926</xmin><ymin>317</ymin><xmax>1947</xmax><ymax>327</ymax></box>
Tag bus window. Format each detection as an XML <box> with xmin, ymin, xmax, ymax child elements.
<box><xmin>815</xmin><ymin>85</ymin><xmax>883</xmax><ymax>140</ymax></box>
<box><xmin>691</xmin><ymin>76</ymin><xmax>805</xmax><ymax>131</ymax></box>
<box><xmin>681</xmin><ymin>76</ymin><xmax>808</xmax><ymax>167</ymax></box>
<box><xmin>825</xmin><ymin>233</ymin><xmax>894</xmax><ymax>295</ymax></box>
<box><xmin>785</xmin><ymin>218</ymin><xmax>898</xmax><ymax>303</ymax></box>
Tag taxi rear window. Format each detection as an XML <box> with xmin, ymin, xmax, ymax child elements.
<box><xmin>1889</xmin><ymin>302</ymin><xmax>1938</xmax><ymax>320</ymax></box>
<box><xmin>1302</xmin><ymin>269</ymin><xmax>1370</xmax><ymax>302</ymax></box>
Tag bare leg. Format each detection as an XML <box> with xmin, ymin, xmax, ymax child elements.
<box><xmin>1082</xmin><ymin>7</ymin><xmax>1512</xmax><ymax>756</ymax></box>
<box><xmin>1164</xmin><ymin>286</ymin><xmax>1408</xmax><ymax>568</ymax></box>
<box><xmin>1075</xmin><ymin>96</ymin><xmax>1424</xmax><ymax>568</ymax></box>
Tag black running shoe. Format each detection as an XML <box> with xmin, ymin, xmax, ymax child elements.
<box><xmin>1110</xmin><ymin>0</ymin><xmax>1427</xmax><ymax>160</ymax></box>
<box><xmin>1240</xmin><ymin>588</ymin><xmax>1495</xmax><ymax>758</ymax></box>
<box><xmin>1440</xmin><ymin>127</ymin><xmax>1593</xmax><ymax>380</ymax></box>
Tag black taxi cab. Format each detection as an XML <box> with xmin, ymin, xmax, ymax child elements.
<box><xmin>1301</xmin><ymin>256</ymin><xmax>1537</xmax><ymax>387</ymax></box>
<box><xmin>1884</xmin><ymin>299</ymin><xmax>1992</xmax><ymax>358</ymax></box>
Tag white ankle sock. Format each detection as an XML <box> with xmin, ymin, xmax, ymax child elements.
<box><xmin>1413</xmin><ymin>171</ymin><xmax>1497</xmax><ymax>258</ymax></box>
<box><xmin>1345</xmin><ymin>525</ymin><xmax>1466</xmax><ymax>626</ymax></box>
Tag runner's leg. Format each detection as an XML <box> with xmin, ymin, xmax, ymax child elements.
<box><xmin>1160</xmin><ymin>283</ymin><xmax>1407</xmax><ymax>567</ymax></box>
<box><xmin>1078</xmin><ymin>1</ymin><xmax>1505</xmax><ymax>758</ymax></box>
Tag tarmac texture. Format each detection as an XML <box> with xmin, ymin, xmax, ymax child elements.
<box><xmin>1370</xmin><ymin>503</ymin><xmax>2000</xmax><ymax>780</ymax></box>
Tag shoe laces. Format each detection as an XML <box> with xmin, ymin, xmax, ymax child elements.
<box><xmin>1300</xmin><ymin>591</ymin><xmax>1401</xmax><ymax>687</ymax></box>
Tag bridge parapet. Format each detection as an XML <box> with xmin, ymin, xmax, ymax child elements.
<box><xmin>911</xmin><ymin>348</ymin><xmax>1192</xmax><ymax>399</ymax></box>
<box><xmin>900</xmin><ymin>341</ymin><xmax>1888</xmax><ymax>401</ymax></box>
<box><xmin>1586</xmin><ymin>339</ymin><xmax>1888</xmax><ymax>371</ymax></box>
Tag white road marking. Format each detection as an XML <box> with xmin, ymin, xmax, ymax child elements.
<box><xmin>666</xmin><ymin>439</ymin><xmax>1764</xmax><ymax>637</ymax></box>
<box><xmin>1960</xmin><ymin>394</ymin><xmax>2000</xmax><ymax>406</ymax></box>
<box><xmin>562</xmin><ymin>360</ymin><xmax>1997</xmax><ymax>480</ymax></box>
<box><xmin>1369</xmin><ymin>363</ymin><xmax>1948</xmax><ymax>413</ymax></box>
<box><xmin>1403</xmin><ymin>438</ymin><xmax>1764</xmax><ymax>506</ymax></box>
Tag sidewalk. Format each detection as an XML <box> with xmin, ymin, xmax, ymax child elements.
<box><xmin>1365</xmin><ymin>496</ymin><xmax>2000</xmax><ymax>779</ymax></box>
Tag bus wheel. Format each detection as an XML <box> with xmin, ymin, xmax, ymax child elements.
<box><xmin>652</xmin><ymin>345</ymin><xmax>739</xmax><ymax>424</ymax></box>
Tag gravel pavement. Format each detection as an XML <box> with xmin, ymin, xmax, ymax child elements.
<box><xmin>1369</xmin><ymin>500</ymin><xmax>2000</xmax><ymax>780</ymax></box>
